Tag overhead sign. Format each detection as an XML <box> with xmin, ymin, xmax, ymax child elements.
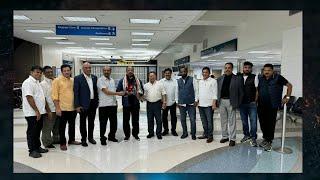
<box><xmin>56</xmin><ymin>25</ymin><xmax>116</xmax><ymax>36</ymax></box>
<box><xmin>174</xmin><ymin>56</ymin><xmax>190</xmax><ymax>66</ymax></box>
<box><xmin>200</xmin><ymin>38</ymin><xmax>237</xmax><ymax>57</ymax></box>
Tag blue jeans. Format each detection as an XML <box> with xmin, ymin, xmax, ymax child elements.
<box><xmin>179</xmin><ymin>105</ymin><xmax>196</xmax><ymax>136</ymax></box>
<box><xmin>198</xmin><ymin>106</ymin><xmax>214</xmax><ymax>138</ymax></box>
<box><xmin>239</xmin><ymin>102</ymin><xmax>257</xmax><ymax>139</ymax></box>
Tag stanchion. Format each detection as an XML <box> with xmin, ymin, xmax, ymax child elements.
<box><xmin>274</xmin><ymin>103</ymin><xmax>293</xmax><ymax>154</ymax></box>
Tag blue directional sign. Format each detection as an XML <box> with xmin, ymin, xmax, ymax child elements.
<box><xmin>56</xmin><ymin>25</ymin><xmax>116</xmax><ymax>36</ymax></box>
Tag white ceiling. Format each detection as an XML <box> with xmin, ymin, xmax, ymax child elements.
<box><xmin>14</xmin><ymin>10</ymin><xmax>205</xmax><ymax>60</ymax></box>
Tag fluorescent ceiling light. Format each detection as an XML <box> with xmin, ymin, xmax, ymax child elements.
<box><xmin>248</xmin><ymin>51</ymin><xmax>269</xmax><ymax>54</ymax></box>
<box><xmin>257</xmin><ymin>56</ymin><xmax>273</xmax><ymax>59</ymax></box>
<box><xmin>14</xmin><ymin>15</ymin><xmax>31</xmax><ymax>20</ymax></box>
<box><xmin>132</xmin><ymin>38</ymin><xmax>151</xmax><ymax>42</ymax></box>
<box><xmin>89</xmin><ymin>37</ymin><xmax>110</xmax><ymax>41</ymax></box>
<box><xmin>131</xmin><ymin>32</ymin><xmax>155</xmax><ymax>36</ymax></box>
<box><xmin>132</xmin><ymin>43</ymin><xmax>149</xmax><ymax>46</ymax></box>
<box><xmin>100</xmin><ymin>47</ymin><xmax>116</xmax><ymax>50</ymax></box>
<box><xmin>62</xmin><ymin>16</ymin><xmax>97</xmax><ymax>22</ymax></box>
<box><xmin>223</xmin><ymin>56</ymin><xmax>240</xmax><ymax>59</ymax></box>
<box><xmin>207</xmin><ymin>60</ymin><xmax>219</xmax><ymax>61</ymax></box>
<box><xmin>96</xmin><ymin>43</ymin><xmax>113</xmax><ymax>46</ymax></box>
<box><xmin>66</xmin><ymin>47</ymin><xmax>83</xmax><ymax>49</ymax></box>
<box><xmin>26</xmin><ymin>29</ymin><xmax>54</xmax><ymax>33</ymax></box>
<box><xmin>76</xmin><ymin>55</ymin><xmax>103</xmax><ymax>59</ymax></box>
<box><xmin>56</xmin><ymin>41</ymin><xmax>76</xmax><ymax>45</ymax></box>
<box><xmin>44</xmin><ymin>37</ymin><xmax>67</xmax><ymax>40</ymax></box>
<box><xmin>129</xmin><ymin>18</ymin><xmax>160</xmax><ymax>24</ymax></box>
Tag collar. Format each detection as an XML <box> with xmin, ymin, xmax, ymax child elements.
<box><xmin>29</xmin><ymin>75</ymin><xmax>38</xmax><ymax>83</ymax></box>
<box><xmin>149</xmin><ymin>80</ymin><xmax>157</xmax><ymax>85</ymax></box>
<box><xmin>104</xmin><ymin>76</ymin><xmax>111</xmax><ymax>80</ymax></box>
<box><xmin>83</xmin><ymin>73</ymin><xmax>91</xmax><ymax>79</ymax></box>
<box><xmin>164</xmin><ymin>78</ymin><xmax>172</xmax><ymax>81</ymax></box>
<box><xmin>203</xmin><ymin>77</ymin><xmax>210</xmax><ymax>81</ymax></box>
<box><xmin>60</xmin><ymin>75</ymin><xmax>71</xmax><ymax>80</ymax></box>
<box><xmin>44</xmin><ymin>77</ymin><xmax>53</xmax><ymax>82</ymax></box>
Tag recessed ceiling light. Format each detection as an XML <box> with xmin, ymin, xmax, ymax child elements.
<box><xmin>132</xmin><ymin>38</ymin><xmax>151</xmax><ymax>42</ymax></box>
<box><xmin>100</xmin><ymin>47</ymin><xmax>116</xmax><ymax>50</ymax></box>
<box><xmin>56</xmin><ymin>41</ymin><xmax>76</xmax><ymax>45</ymax></box>
<box><xmin>129</xmin><ymin>18</ymin><xmax>160</xmax><ymax>24</ymax></box>
<box><xmin>248</xmin><ymin>51</ymin><xmax>269</xmax><ymax>54</ymax></box>
<box><xmin>26</xmin><ymin>29</ymin><xmax>54</xmax><ymax>33</ymax></box>
<box><xmin>62</xmin><ymin>16</ymin><xmax>97</xmax><ymax>22</ymax></box>
<box><xmin>14</xmin><ymin>15</ymin><xmax>31</xmax><ymax>20</ymax></box>
<box><xmin>96</xmin><ymin>43</ymin><xmax>113</xmax><ymax>46</ymax></box>
<box><xmin>223</xmin><ymin>56</ymin><xmax>240</xmax><ymax>59</ymax></box>
<box><xmin>131</xmin><ymin>32</ymin><xmax>155</xmax><ymax>36</ymax></box>
<box><xmin>257</xmin><ymin>56</ymin><xmax>273</xmax><ymax>59</ymax></box>
<box><xmin>89</xmin><ymin>37</ymin><xmax>110</xmax><ymax>41</ymax></box>
<box><xmin>132</xmin><ymin>43</ymin><xmax>149</xmax><ymax>46</ymax></box>
<box><xmin>44</xmin><ymin>37</ymin><xmax>67</xmax><ymax>40</ymax></box>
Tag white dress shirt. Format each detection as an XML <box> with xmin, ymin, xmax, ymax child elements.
<box><xmin>22</xmin><ymin>75</ymin><xmax>46</xmax><ymax>117</ymax></box>
<box><xmin>198</xmin><ymin>77</ymin><xmax>218</xmax><ymax>107</ymax></box>
<box><xmin>84</xmin><ymin>73</ymin><xmax>94</xmax><ymax>99</ymax></box>
<box><xmin>97</xmin><ymin>76</ymin><xmax>117</xmax><ymax>107</ymax></box>
<box><xmin>143</xmin><ymin>80</ymin><xmax>166</xmax><ymax>103</ymax></box>
<box><xmin>40</xmin><ymin>77</ymin><xmax>56</xmax><ymax>112</ymax></box>
<box><xmin>175</xmin><ymin>76</ymin><xmax>199</xmax><ymax>106</ymax></box>
<box><xmin>160</xmin><ymin>77</ymin><xmax>177</xmax><ymax>106</ymax></box>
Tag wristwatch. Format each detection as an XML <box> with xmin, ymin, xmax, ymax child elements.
<box><xmin>285</xmin><ymin>96</ymin><xmax>290</xmax><ymax>99</ymax></box>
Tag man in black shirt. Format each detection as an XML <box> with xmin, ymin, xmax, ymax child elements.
<box><xmin>217</xmin><ymin>63</ymin><xmax>243</xmax><ymax>146</ymax></box>
<box><xmin>257</xmin><ymin>64</ymin><xmax>292</xmax><ymax>152</ymax></box>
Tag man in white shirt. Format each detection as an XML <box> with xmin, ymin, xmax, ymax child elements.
<box><xmin>97</xmin><ymin>66</ymin><xmax>125</xmax><ymax>145</ymax></box>
<box><xmin>159</xmin><ymin>68</ymin><xmax>178</xmax><ymax>136</ymax></box>
<box><xmin>40</xmin><ymin>66</ymin><xmax>59</xmax><ymax>148</ymax></box>
<box><xmin>175</xmin><ymin>65</ymin><xmax>199</xmax><ymax>140</ymax></box>
<box><xmin>197</xmin><ymin>67</ymin><xmax>218</xmax><ymax>143</ymax></box>
<box><xmin>22</xmin><ymin>65</ymin><xmax>49</xmax><ymax>158</ymax></box>
<box><xmin>143</xmin><ymin>71</ymin><xmax>167</xmax><ymax>140</ymax></box>
<box><xmin>74</xmin><ymin>62</ymin><xmax>99</xmax><ymax>147</ymax></box>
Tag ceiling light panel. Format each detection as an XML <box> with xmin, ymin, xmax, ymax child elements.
<box><xmin>89</xmin><ymin>37</ymin><xmax>110</xmax><ymax>41</ymax></box>
<box><xmin>14</xmin><ymin>15</ymin><xmax>31</xmax><ymax>20</ymax></box>
<box><xmin>131</xmin><ymin>32</ymin><xmax>155</xmax><ymax>36</ymax></box>
<box><xmin>62</xmin><ymin>16</ymin><xmax>97</xmax><ymax>22</ymax></box>
<box><xmin>129</xmin><ymin>18</ymin><xmax>160</xmax><ymax>24</ymax></box>
<box><xmin>26</xmin><ymin>29</ymin><xmax>54</xmax><ymax>33</ymax></box>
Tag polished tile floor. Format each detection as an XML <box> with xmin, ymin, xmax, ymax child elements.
<box><xmin>13</xmin><ymin>102</ymin><xmax>302</xmax><ymax>173</ymax></box>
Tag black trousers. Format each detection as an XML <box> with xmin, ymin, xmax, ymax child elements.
<box><xmin>123</xmin><ymin>106</ymin><xmax>140</xmax><ymax>137</ymax></box>
<box><xmin>162</xmin><ymin>102</ymin><xmax>177</xmax><ymax>132</ymax></box>
<box><xmin>257</xmin><ymin>105</ymin><xmax>278</xmax><ymax>142</ymax></box>
<box><xmin>99</xmin><ymin>106</ymin><xmax>117</xmax><ymax>141</ymax></box>
<box><xmin>79</xmin><ymin>101</ymin><xmax>97</xmax><ymax>142</ymax></box>
<box><xmin>25</xmin><ymin>115</ymin><xmax>44</xmax><ymax>152</ymax></box>
<box><xmin>59</xmin><ymin>111</ymin><xmax>77</xmax><ymax>145</ymax></box>
<box><xmin>147</xmin><ymin>101</ymin><xmax>162</xmax><ymax>136</ymax></box>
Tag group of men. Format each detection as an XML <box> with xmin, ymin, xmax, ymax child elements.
<box><xmin>21</xmin><ymin>60</ymin><xmax>292</xmax><ymax>158</ymax></box>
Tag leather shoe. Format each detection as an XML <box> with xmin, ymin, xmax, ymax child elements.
<box><xmin>108</xmin><ymin>138</ymin><xmax>119</xmax><ymax>142</ymax></box>
<box><xmin>147</xmin><ymin>134</ymin><xmax>154</xmax><ymax>138</ymax></box>
<box><xmin>220</xmin><ymin>138</ymin><xmax>229</xmax><ymax>143</ymax></box>
<box><xmin>206</xmin><ymin>138</ymin><xmax>213</xmax><ymax>143</ymax></box>
<box><xmin>29</xmin><ymin>151</ymin><xmax>42</xmax><ymax>158</ymax></box>
<box><xmin>162</xmin><ymin>131</ymin><xmax>169</xmax><ymax>136</ymax></box>
<box><xmin>68</xmin><ymin>141</ymin><xmax>81</xmax><ymax>145</ymax></box>
<box><xmin>124</xmin><ymin>136</ymin><xmax>130</xmax><ymax>141</ymax></box>
<box><xmin>60</xmin><ymin>145</ymin><xmax>67</xmax><ymax>151</ymax></box>
<box><xmin>171</xmin><ymin>131</ymin><xmax>178</xmax><ymax>136</ymax></box>
<box><xmin>192</xmin><ymin>135</ymin><xmax>196</xmax><ymax>140</ymax></box>
<box><xmin>89</xmin><ymin>139</ymin><xmax>97</xmax><ymax>144</ymax></box>
<box><xmin>229</xmin><ymin>140</ymin><xmax>236</xmax><ymax>146</ymax></box>
<box><xmin>157</xmin><ymin>135</ymin><xmax>162</xmax><ymax>139</ymax></box>
<box><xmin>45</xmin><ymin>144</ymin><xmax>55</xmax><ymax>148</ymax></box>
<box><xmin>198</xmin><ymin>135</ymin><xmax>207</xmax><ymax>139</ymax></box>
<box><xmin>37</xmin><ymin>147</ymin><xmax>49</xmax><ymax>153</ymax></box>
<box><xmin>134</xmin><ymin>135</ymin><xmax>140</xmax><ymax>141</ymax></box>
<box><xmin>180</xmin><ymin>134</ymin><xmax>188</xmax><ymax>139</ymax></box>
<box><xmin>81</xmin><ymin>141</ymin><xmax>88</xmax><ymax>147</ymax></box>
<box><xmin>101</xmin><ymin>141</ymin><xmax>107</xmax><ymax>146</ymax></box>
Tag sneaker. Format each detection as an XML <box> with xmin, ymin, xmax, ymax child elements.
<box><xmin>206</xmin><ymin>138</ymin><xmax>213</xmax><ymax>143</ymax></box>
<box><xmin>134</xmin><ymin>135</ymin><xmax>140</xmax><ymax>141</ymax></box>
<box><xmin>45</xmin><ymin>144</ymin><xmax>55</xmax><ymax>149</ymax></box>
<box><xmin>264</xmin><ymin>142</ymin><xmax>272</xmax><ymax>152</ymax></box>
<box><xmin>229</xmin><ymin>140</ymin><xmax>236</xmax><ymax>146</ymax></box>
<box><xmin>68</xmin><ymin>141</ymin><xmax>81</xmax><ymax>145</ymax></box>
<box><xmin>147</xmin><ymin>134</ymin><xmax>154</xmax><ymax>138</ymax></box>
<box><xmin>259</xmin><ymin>139</ymin><xmax>268</xmax><ymax>148</ymax></box>
<box><xmin>60</xmin><ymin>145</ymin><xmax>67</xmax><ymax>151</ymax></box>
<box><xmin>250</xmin><ymin>138</ymin><xmax>258</xmax><ymax>147</ymax></box>
<box><xmin>88</xmin><ymin>139</ymin><xmax>97</xmax><ymax>144</ymax></box>
<box><xmin>171</xmin><ymin>131</ymin><xmax>178</xmax><ymax>136</ymax></box>
<box><xmin>197</xmin><ymin>135</ymin><xmax>208</xmax><ymax>139</ymax></box>
<box><xmin>162</xmin><ymin>130</ymin><xmax>169</xmax><ymax>136</ymax></box>
<box><xmin>240</xmin><ymin>136</ymin><xmax>251</xmax><ymax>143</ymax></box>
<box><xmin>81</xmin><ymin>141</ymin><xmax>88</xmax><ymax>147</ymax></box>
<box><xmin>124</xmin><ymin>136</ymin><xmax>130</xmax><ymax>141</ymax></box>
<box><xmin>220</xmin><ymin>138</ymin><xmax>229</xmax><ymax>143</ymax></box>
<box><xmin>108</xmin><ymin>137</ymin><xmax>118</xmax><ymax>142</ymax></box>
<box><xmin>37</xmin><ymin>147</ymin><xmax>49</xmax><ymax>153</ymax></box>
<box><xmin>180</xmin><ymin>134</ymin><xmax>188</xmax><ymax>139</ymax></box>
<box><xmin>29</xmin><ymin>151</ymin><xmax>42</xmax><ymax>158</ymax></box>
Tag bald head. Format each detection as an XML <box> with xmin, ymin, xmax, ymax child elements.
<box><xmin>82</xmin><ymin>62</ymin><xmax>91</xmax><ymax>76</ymax></box>
<box><xmin>103</xmin><ymin>65</ymin><xmax>112</xmax><ymax>78</ymax></box>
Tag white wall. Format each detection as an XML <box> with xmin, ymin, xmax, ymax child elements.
<box><xmin>42</xmin><ymin>45</ymin><xmax>63</xmax><ymax>67</ymax></box>
<box><xmin>281</xmin><ymin>27</ymin><xmax>303</xmax><ymax>97</ymax></box>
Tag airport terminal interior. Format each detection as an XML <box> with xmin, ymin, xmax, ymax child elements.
<box><xmin>13</xmin><ymin>10</ymin><xmax>302</xmax><ymax>173</ymax></box>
